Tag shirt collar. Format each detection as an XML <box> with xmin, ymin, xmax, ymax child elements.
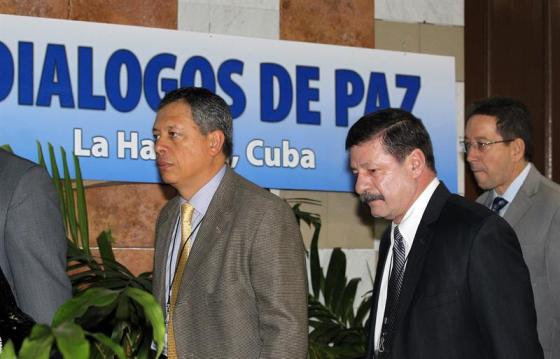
<box><xmin>180</xmin><ymin>165</ymin><xmax>227</xmax><ymax>216</ymax></box>
<box><xmin>391</xmin><ymin>177</ymin><xmax>440</xmax><ymax>256</ymax></box>
<box><xmin>492</xmin><ymin>162</ymin><xmax>531</xmax><ymax>204</ymax></box>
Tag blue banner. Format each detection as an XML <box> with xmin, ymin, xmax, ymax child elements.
<box><xmin>0</xmin><ymin>15</ymin><xmax>457</xmax><ymax>192</ymax></box>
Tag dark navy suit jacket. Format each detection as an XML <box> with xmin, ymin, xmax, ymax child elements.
<box><xmin>365</xmin><ymin>183</ymin><xmax>543</xmax><ymax>359</ymax></box>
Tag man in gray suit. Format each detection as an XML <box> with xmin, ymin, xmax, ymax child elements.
<box><xmin>151</xmin><ymin>87</ymin><xmax>308</xmax><ymax>359</ymax></box>
<box><xmin>0</xmin><ymin>149</ymin><xmax>72</xmax><ymax>324</ymax></box>
<box><xmin>465</xmin><ymin>96</ymin><xmax>560</xmax><ymax>359</ymax></box>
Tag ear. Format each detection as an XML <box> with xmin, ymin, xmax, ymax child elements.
<box><xmin>406</xmin><ymin>148</ymin><xmax>426</xmax><ymax>178</ymax></box>
<box><xmin>510</xmin><ymin>138</ymin><xmax>525</xmax><ymax>162</ymax></box>
<box><xmin>207</xmin><ymin>130</ymin><xmax>226</xmax><ymax>156</ymax></box>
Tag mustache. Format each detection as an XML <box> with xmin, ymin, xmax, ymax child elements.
<box><xmin>359</xmin><ymin>192</ymin><xmax>385</xmax><ymax>203</ymax></box>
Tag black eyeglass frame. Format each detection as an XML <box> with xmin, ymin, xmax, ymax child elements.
<box><xmin>460</xmin><ymin>139</ymin><xmax>515</xmax><ymax>153</ymax></box>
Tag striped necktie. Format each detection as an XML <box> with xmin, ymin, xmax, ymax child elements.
<box><xmin>379</xmin><ymin>225</ymin><xmax>406</xmax><ymax>355</ymax></box>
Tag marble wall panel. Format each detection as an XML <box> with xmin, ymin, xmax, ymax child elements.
<box><xmin>376</xmin><ymin>0</ymin><xmax>464</xmax><ymax>27</ymax></box>
<box><xmin>178</xmin><ymin>0</ymin><xmax>279</xmax><ymax>38</ymax></box>
<box><xmin>420</xmin><ymin>23</ymin><xmax>464</xmax><ymax>81</ymax></box>
<box><xmin>85</xmin><ymin>183</ymin><xmax>176</xmax><ymax>248</ymax></box>
<box><xmin>279</xmin><ymin>0</ymin><xmax>374</xmax><ymax>47</ymax></box>
<box><xmin>112</xmin><ymin>248</ymin><xmax>155</xmax><ymax>276</ymax></box>
<box><xmin>0</xmin><ymin>0</ymin><xmax>68</xmax><ymax>18</ymax></box>
<box><xmin>374</xmin><ymin>20</ymin><xmax>421</xmax><ymax>53</ymax></box>
<box><xmin>69</xmin><ymin>0</ymin><xmax>176</xmax><ymax>28</ymax></box>
<box><xmin>0</xmin><ymin>0</ymin><xmax>177</xmax><ymax>28</ymax></box>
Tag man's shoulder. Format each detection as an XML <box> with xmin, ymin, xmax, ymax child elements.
<box><xmin>425</xmin><ymin>183</ymin><xmax>492</xmax><ymax>224</ymax></box>
<box><xmin>229</xmin><ymin>170</ymin><xmax>288</xmax><ymax>207</ymax></box>
<box><xmin>513</xmin><ymin>166</ymin><xmax>560</xmax><ymax>209</ymax></box>
<box><xmin>534</xmin><ymin>172</ymin><xmax>560</xmax><ymax>201</ymax></box>
<box><xmin>432</xmin><ymin>194</ymin><xmax>516</xmax><ymax>246</ymax></box>
<box><xmin>440</xmin><ymin>192</ymin><xmax>496</xmax><ymax>227</ymax></box>
<box><xmin>0</xmin><ymin>150</ymin><xmax>49</xmax><ymax>192</ymax></box>
<box><xmin>0</xmin><ymin>150</ymin><xmax>41</xmax><ymax>176</ymax></box>
<box><xmin>475</xmin><ymin>190</ymin><xmax>491</xmax><ymax>205</ymax></box>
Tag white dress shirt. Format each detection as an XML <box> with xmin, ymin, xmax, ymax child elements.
<box><xmin>374</xmin><ymin>177</ymin><xmax>440</xmax><ymax>351</ymax></box>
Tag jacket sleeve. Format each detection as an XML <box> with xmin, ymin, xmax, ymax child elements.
<box><xmin>469</xmin><ymin>215</ymin><xmax>544</xmax><ymax>359</ymax></box>
<box><xmin>545</xmin><ymin>207</ymin><xmax>560</xmax><ymax>344</ymax></box>
<box><xmin>5</xmin><ymin>165</ymin><xmax>72</xmax><ymax>324</ymax></box>
<box><xmin>250</xmin><ymin>200</ymin><xmax>309</xmax><ymax>359</ymax></box>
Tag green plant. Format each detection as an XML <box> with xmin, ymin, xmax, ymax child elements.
<box><xmin>1</xmin><ymin>143</ymin><xmax>165</xmax><ymax>358</ymax></box>
<box><xmin>289</xmin><ymin>199</ymin><xmax>372</xmax><ymax>359</ymax></box>
<box><xmin>0</xmin><ymin>144</ymin><xmax>13</xmax><ymax>152</ymax></box>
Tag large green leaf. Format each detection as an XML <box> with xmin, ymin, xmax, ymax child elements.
<box><xmin>88</xmin><ymin>332</ymin><xmax>126</xmax><ymax>359</ymax></box>
<box><xmin>0</xmin><ymin>144</ymin><xmax>13</xmax><ymax>152</ymax></box>
<box><xmin>18</xmin><ymin>325</ymin><xmax>54</xmax><ymax>359</ymax></box>
<box><xmin>97</xmin><ymin>230</ymin><xmax>116</xmax><ymax>263</ymax></box>
<box><xmin>60</xmin><ymin>147</ymin><xmax>79</xmax><ymax>245</ymax></box>
<box><xmin>309</xmin><ymin>342</ymin><xmax>337</xmax><ymax>359</ymax></box>
<box><xmin>53</xmin><ymin>287</ymin><xmax>120</xmax><ymax>327</ymax></box>
<box><xmin>0</xmin><ymin>340</ymin><xmax>17</xmax><ymax>359</ymax></box>
<box><xmin>36</xmin><ymin>141</ymin><xmax>46</xmax><ymax>168</ymax></box>
<box><xmin>125</xmin><ymin>287</ymin><xmax>165</xmax><ymax>359</ymax></box>
<box><xmin>337</xmin><ymin>277</ymin><xmax>361</xmax><ymax>324</ymax></box>
<box><xmin>324</xmin><ymin>248</ymin><xmax>346</xmax><ymax>309</ymax></box>
<box><xmin>309</xmin><ymin>221</ymin><xmax>323</xmax><ymax>299</ymax></box>
<box><xmin>47</xmin><ymin>144</ymin><xmax>66</xmax><ymax>232</ymax></box>
<box><xmin>53</xmin><ymin>322</ymin><xmax>90</xmax><ymax>359</ymax></box>
<box><xmin>309</xmin><ymin>320</ymin><xmax>343</xmax><ymax>342</ymax></box>
<box><xmin>352</xmin><ymin>294</ymin><xmax>372</xmax><ymax>328</ymax></box>
<box><xmin>289</xmin><ymin>200</ymin><xmax>322</xmax><ymax>299</ymax></box>
<box><xmin>73</xmin><ymin>152</ymin><xmax>90</xmax><ymax>253</ymax></box>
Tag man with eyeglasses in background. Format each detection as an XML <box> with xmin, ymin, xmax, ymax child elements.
<box><xmin>464</xmin><ymin>96</ymin><xmax>560</xmax><ymax>359</ymax></box>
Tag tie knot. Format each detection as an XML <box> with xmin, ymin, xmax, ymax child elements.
<box><xmin>393</xmin><ymin>226</ymin><xmax>405</xmax><ymax>248</ymax></box>
<box><xmin>491</xmin><ymin>196</ymin><xmax>508</xmax><ymax>213</ymax></box>
<box><xmin>394</xmin><ymin>225</ymin><xmax>403</xmax><ymax>241</ymax></box>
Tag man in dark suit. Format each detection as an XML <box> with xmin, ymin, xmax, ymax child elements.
<box><xmin>346</xmin><ymin>108</ymin><xmax>543</xmax><ymax>359</ymax></box>
<box><xmin>151</xmin><ymin>87</ymin><xmax>308</xmax><ymax>358</ymax></box>
<box><xmin>465</xmin><ymin>97</ymin><xmax>560</xmax><ymax>359</ymax></box>
<box><xmin>0</xmin><ymin>149</ymin><xmax>71</xmax><ymax>324</ymax></box>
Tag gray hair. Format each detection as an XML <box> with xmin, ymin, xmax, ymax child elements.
<box><xmin>158</xmin><ymin>87</ymin><xmax>233</xmax><ymax>158</ymax></box>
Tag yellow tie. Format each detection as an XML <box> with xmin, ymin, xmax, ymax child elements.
<box><xmin>167</xmin><ymin>203</ymin><xmax>194</xmax><ymax>359</ymax></box>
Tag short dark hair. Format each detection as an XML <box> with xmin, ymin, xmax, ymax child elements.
<box><xmin>158</xmin><ymin>87</ymin><xmax>233</xmax><ymax>158</ymax></box>
<box><xmin>345</xmin><ymin>108</ymin><xmax>436</xmax><ymax>172</ymax></box>
<box><xmin>466</xmin><ymin>96</ymin><xmax>532</xmax><ymax>161</ymax></box>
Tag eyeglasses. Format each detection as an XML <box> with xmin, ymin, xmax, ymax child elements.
<box><xmin>460</xmin><ymin>139</ymin><xmax>515</xmax><ymax>153</ymax></box>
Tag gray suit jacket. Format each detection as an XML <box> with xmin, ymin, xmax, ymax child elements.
<box><xmin>0</xmin><ymin>149</ymin><xmax>71</xmax><ymax>324</ymax></box>
<box><xmin>478</xmin><ymin>164</ymin><xmax>560</xmax><ymax>359</ymax></box>
<box><xmin>153</xmin><ymin>168</ymin><xmax>308</xmax><ymax>359</ymax></box>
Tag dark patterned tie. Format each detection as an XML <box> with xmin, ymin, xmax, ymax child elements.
<box><xmin>379</xmin><ymin>226</ymin><xmax>406</xmax><ymax>355</ymax></box>
<box><xmin>491</xmin><ymin>196</ymin><xmax>509</xmax><ymax>213</ymax></box>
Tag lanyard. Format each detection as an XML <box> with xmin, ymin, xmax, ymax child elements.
<box><xmin>165</xmin><ymin>215</ymin><xmax>205</xmax><ymax>313</ymax></box>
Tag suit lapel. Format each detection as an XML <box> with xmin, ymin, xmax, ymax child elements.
<box><xmin>367</xmin><ymin>228</ymin><xmax>390</xmax><ymax>358</ymax></box>
<box><xmin>477</xmin><ymin>190</ymin><xmax>493</xmax><ymax>207</ymax></box>
<box><xmin>177</xmin><ymin>168</ymin><xmax>235</xmax><ymax>296</ymax></box>
<box><xmin>154</xmin><ymin>197</ymin><xmax>181</xmax><ymax>306</ymax></box>
<box><xmin>393</xmin><ymin>183</ymin><xmax>450</xmax><ymax>332</ymax></box>
<box><xmin>504</xmin><ymin>165</ymin><xmax>540</xmax><ymax>227</ymax></box>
